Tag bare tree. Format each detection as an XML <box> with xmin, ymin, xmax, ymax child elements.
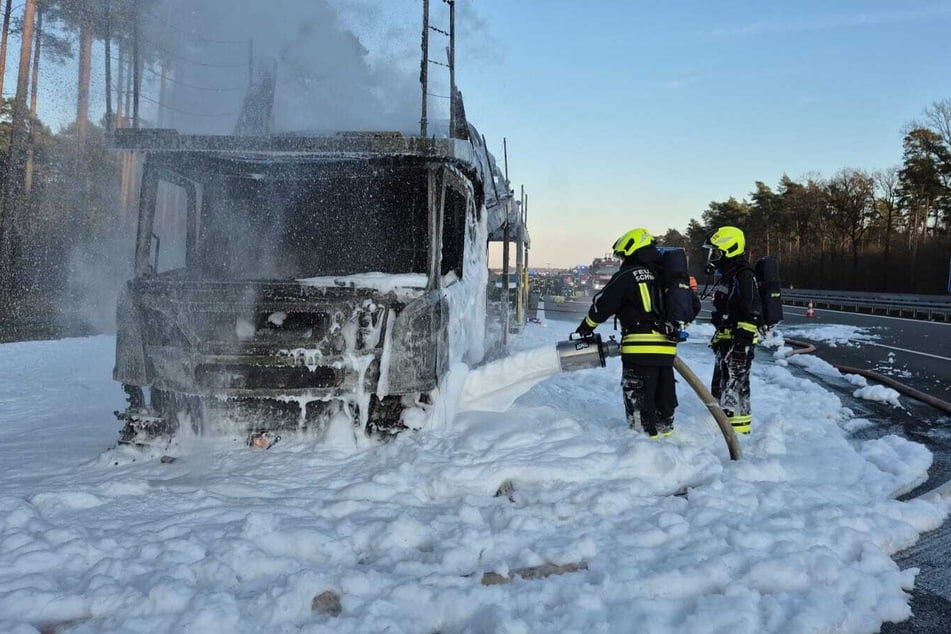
<box><xmin>923</xmin><ymin>99</ymin><xmax>951</xmax><ymax>148</ymax></box>
<box><xmin>826</xmin><ymin>168</ymin><xmax>876</xmax><ymax>287</ymax></box>
<box><xmin>872</xmin><ymin>167</ymin><xmax>902</xmax><ymax>287</ymax></box>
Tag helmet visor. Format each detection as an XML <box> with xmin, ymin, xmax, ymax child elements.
<box><xmin>704</xmin><ymin>245</ymin><xmax>723</xmax><ymax>274</ymax></box>
<box><xmin>704</xmin><ymin>245</ymin><xmax>724</xmax><ymax>263</ymax></box>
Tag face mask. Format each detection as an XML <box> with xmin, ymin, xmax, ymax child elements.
<box><xmin>704</xmin><ymin>247</ymin><xmax>723</xmax><ymax>275</ymax></box>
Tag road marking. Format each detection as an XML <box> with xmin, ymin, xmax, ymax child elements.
<box><xmin>862</xmin><ymin>341</ymin><xmax>951</xmax><ymax>362</ymax></box>
<box><xmin>782</xmin><ymin>306</ymin><xmax>951</xmax><ymax>325</ymax></box>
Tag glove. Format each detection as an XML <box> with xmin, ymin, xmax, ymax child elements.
<box><xmin>654</xmin><ymin>320</ymin><xmax>679</xmax><ymax>342</ymax></box>
<box><xmin>575</xmin><ymin>321</ymin><xmax>594</xmax><ymax>337</ymax></box>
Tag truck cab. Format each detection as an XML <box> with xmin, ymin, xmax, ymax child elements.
<box><xmin>112</xmin><ymin>128</ymin><xmax>524</xmax><ymax>444</ymax></box>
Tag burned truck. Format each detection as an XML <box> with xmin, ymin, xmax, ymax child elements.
<box><xmin>112</xmin><ymin>127</ymin><xmax>521</xmax><ymax>445</ymax></box>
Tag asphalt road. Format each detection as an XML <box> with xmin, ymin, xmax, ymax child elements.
<box><xmin>772</xmin><ymin>304</ymin><xmax>951</xmax><ymax>405</ymax></box>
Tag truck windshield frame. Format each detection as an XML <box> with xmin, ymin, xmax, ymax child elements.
<box><xmin>136</xmin><ymin>156</ymin><xmax>435</xmax><ymax>280</ymax></box>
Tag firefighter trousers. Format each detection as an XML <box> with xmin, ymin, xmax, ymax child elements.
<box><xmin>621</xmin><ymin>365</ymin><xmax>677</xmax><ymax>436</ymax></box>
<box><xmin>711</xmin><ymin>338</ymin><xmax>754</xmax><ymax>433</ymax></box>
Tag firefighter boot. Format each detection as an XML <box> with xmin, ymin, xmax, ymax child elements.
<box><xmin>654</xmin><ymin>413</ymin><xmax>675</xmax><ymax>438</ymax></box>
<box><xmin>723</xmin><ymin>409</ymin><xmax>751</xmax><ymax>435</ymax></box>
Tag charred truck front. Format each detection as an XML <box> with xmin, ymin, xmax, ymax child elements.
<box><xmin>112</xmin><ymin>130</ymin><xmax>521</xmax><ymax>446</ymax></box>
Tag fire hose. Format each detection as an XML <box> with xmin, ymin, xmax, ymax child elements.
<box><xmin>784</xmin><ymin>338</ymin><xmax>951</xmax><ymax>415</ymax></box>
<box><xmin>550</xmin><ymin>331</ymin><xmax>951</xmax><ymax>462</ymax></box>
<box><xmin>556</xmin><ymin>334</ymin><xmax>742</xmax><ymax>460</ymax></box>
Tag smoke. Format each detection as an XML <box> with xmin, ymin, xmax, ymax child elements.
<box><xmin>64</xmin><ymin>232</ymin><xmax>135</xmax><ymax>335</ymax></box>
<box><xmin>57</xmin><ymin>0</ymin><xmax>499</xmax><ymax>336</ymax></box>
<box><xmin>148</xmin><ymin>0</ymin><xmax>436</xmax><ymax>135</ymax></box>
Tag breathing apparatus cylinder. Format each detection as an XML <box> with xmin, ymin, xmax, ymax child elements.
<box><xmin>555</xmin><ymin>333</ymin><xmax>620</xmax><ymax>372</ymax></box>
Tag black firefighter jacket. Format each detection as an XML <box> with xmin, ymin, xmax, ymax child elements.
<box><xmin>582</xmin><ymin>249</ymin><xmax>676</xmax><ymax>367</ymax></box>
<box><xmin>711</xmin><ymin>257</ymin><xmax>761</xmax><ymax>344</ymax></box>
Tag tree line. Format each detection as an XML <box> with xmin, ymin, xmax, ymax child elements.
<box><xmin>660</xmin><ymin>100</ymin><xmax>951</xmax><ymax>295</ymax></box>
<box><xmin>1</xmin><ymin>2</ymin><xmax>948</xmax><ymax>341</ymax></box>
<box><xmin>0</xmin><ymin>0</ymin><xmax>167</xmax><ymax>339</ymax></box>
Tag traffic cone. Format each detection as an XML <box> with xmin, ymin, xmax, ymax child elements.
<box><xmin>806</xmin><ymin>300</ymin><xmax>815</xmax><ymax>318</ymax></box>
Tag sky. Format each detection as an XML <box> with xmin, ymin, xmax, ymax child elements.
<box><xmin>9</xmin><ymin>0</ymin><xmax>951</xmax><ymax>267</ymax></box>
<box><xmin>1</xmin><ymin>317</ymin><xmax>949</xmax><ymax>632</ymax></box>
<box><xmin>456</xmin><ymin>0</ymin><xmax>951</xmax><ymax>266</ymax></box>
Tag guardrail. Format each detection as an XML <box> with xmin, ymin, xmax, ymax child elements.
<box><xmin>536</xmin><ymin>290</ymin><xmax>951</xmax><ymax>323</ymax></box>
<box><xmin>782</xmin><ymin>290</ymin><xmax>951</xmax><ymax>322</ymax></box>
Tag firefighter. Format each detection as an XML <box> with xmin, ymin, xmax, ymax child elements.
<box><xmin>703</xmin><ymin>226</ymin><xmax>761</xmax><ymax>434</ymax></box>
<box><xmin>575</xmin><ymin>228</ymin><xmax>691</xmax><ymax>437</ymax></box>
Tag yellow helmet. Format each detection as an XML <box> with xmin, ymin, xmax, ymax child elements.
<box><xmin>612</xmin><ymin>228</ymin><xmax>654</xmax><ymax>257</ymax></box>
<box><xmin>703</xmin><ymin>226</ymin><xmax>745</xmax><ymax>259</ymax></box>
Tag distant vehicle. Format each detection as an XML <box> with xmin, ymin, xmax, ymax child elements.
<box><xmin>111</xmin><ymin>119</ymin><xmax>521</xmax><ymax>445</ymax></box>
<box><xmin>589</xmin><ymin>255</ymin><xmax>622</xmax><ymax>292</ymax></box>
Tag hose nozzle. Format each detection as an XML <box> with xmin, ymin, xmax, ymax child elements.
<box><xmin>556</xmin><ymin>333</ymin><xmax>620</xmax><ymax>372</ymax></box>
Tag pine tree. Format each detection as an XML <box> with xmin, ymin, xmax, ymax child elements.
<box><xmin>0</xmin><ymin>0</ymin><xmax>37</xmax><ymax>316</ymax></box>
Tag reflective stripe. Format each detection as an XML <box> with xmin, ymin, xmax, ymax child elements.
<box><xmin>728</xmin><ymin>413</ymin><xmax>751</xmax><ymax>433</ymax></box>
<box><xmin>621</xmin><ymin>332</ymin><xmax>677</xmax><ymax>357</ymax></box>
<box><xmin>638</xmin><ymin>282</ymin><xmax>651</xmax><ymax>312</ymax></box>
<box><xmin>622</xmin><ymin>332</ymin><xmax>676</xmax><ymax>356</ymax></box>
<box><xmin>737</xmin><ymin>321</ymin><xmax>757</xmax><ymax>334</ymax></box>
<box><xmin>584</xmin><ymin>315</ymin><xmax>599</xmax><ymax>328</ymax></box>
<box><xmin>621</xmin><ymin>345</ymin><xmax>676</xmax><ymax>355</ymax></box>
<box><xmin>714</xmin><ymin>327</ymin><xmax>758</xmax><ymax>344</ymax></box>
<box><xmin>622</xmin><ymin>333</ymin><xmax>670</xmax><ymax>344</ymax></box>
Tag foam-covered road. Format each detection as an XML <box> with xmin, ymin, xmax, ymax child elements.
<box><xmin>546</xmin><ymin>295</ymin><xmax>951</xmax><ymax>634</ymax></box>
